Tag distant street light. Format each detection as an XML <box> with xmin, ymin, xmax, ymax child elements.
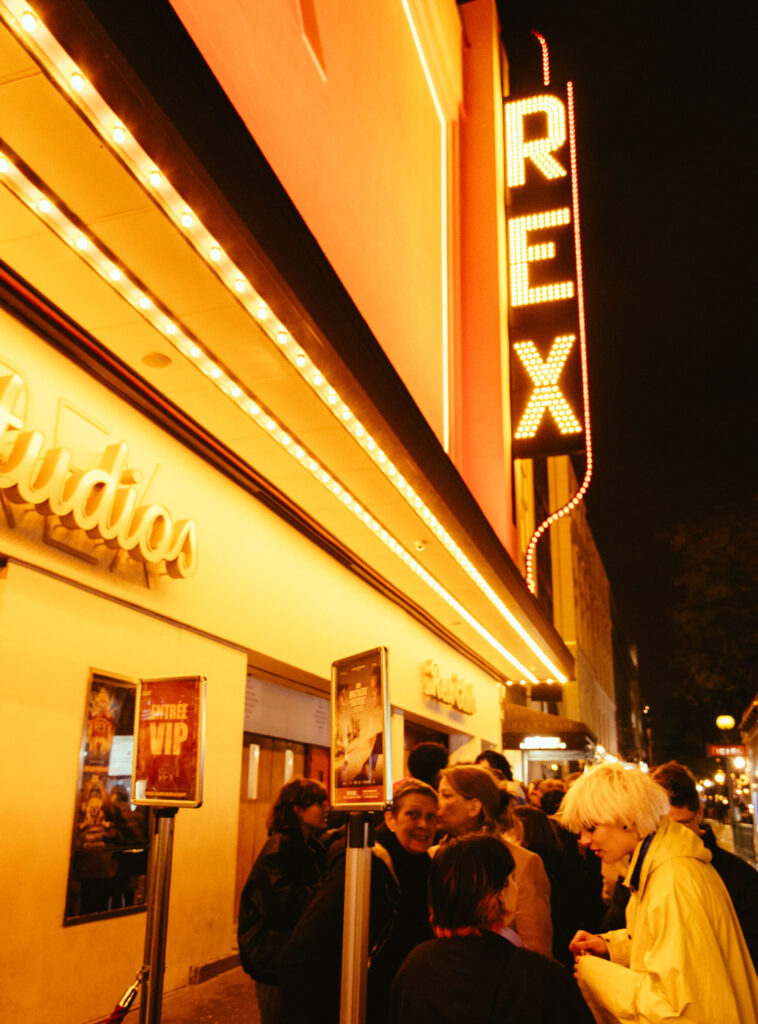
<box><xmin>715</xmin><ymin>714</ymin><xmax>739</xmax><ymax>830</ymax></box>
<box><xmin>714</xmin><ymin>770</ymin><xmax>726</xmax><ymax>785</ymax></box>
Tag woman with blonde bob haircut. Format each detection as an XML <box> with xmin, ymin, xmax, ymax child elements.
<box><xmin>559</xmin><ymin>763</ymin><xmax>758</xmax><ymax>1024</ymax></box>
<box><xmin>558</xmin><ymin>761</ymin><xmax>670</xmax><ymax>840</ymax></box>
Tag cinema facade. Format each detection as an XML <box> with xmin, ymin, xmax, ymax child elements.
<box><xmin>0</xmin><ymin>2</ymin><xmax>594</xmax><ymax>1018</ymax></box>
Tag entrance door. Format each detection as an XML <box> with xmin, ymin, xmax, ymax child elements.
<box><xmin>235</xmin><ymin>735</ymin><xmax>304</xmax><ymax>920</ymax></box>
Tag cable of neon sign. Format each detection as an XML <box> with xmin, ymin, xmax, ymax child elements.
<box><xmin>524</xmin><ymin>79</ymin><xmax>593</xmax><ymax>594</ymax></box>
<box><xmin>531</xmin><ymin>31</ymin><xmax>551</xmax><ymax>87</ymax></box>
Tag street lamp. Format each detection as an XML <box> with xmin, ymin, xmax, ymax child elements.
<box><xmin>715</xmin><ymin>714</ymin><xmax>739</xmax><ymax>831</ymax></box>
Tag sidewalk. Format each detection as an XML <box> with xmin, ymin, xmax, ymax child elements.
<box><xmin>118</xmin><ymin>967</ymin><xmax>260</xmax><ymax>1024</ymax></box>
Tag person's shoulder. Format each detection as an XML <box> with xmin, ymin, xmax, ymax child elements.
<box><xmin>710</xmin><ymin>842</ymin><xmax>758</xmax><ymax>894</ymax></box>
<box><xmin>711</xmin><ymin>840</ymin><xmax>758</xmax><ymax>875</ymax></box>
<box><xmin>503</xmin><ymin>838</ymin><xmax>548</xmax><ymax>879</ymax></box>
<box><xmin>504</xmin><ymin>944</ymin><xmax>594</xmax><ymax>1019</ymax></box>
<box><xmin>254</xmin><ymin>831</ymin><xmax>285</xmax><ymax>861</ymax></box>
<box><xmin>257</xmin><ymin>828</ymin><xmax>311</xmax><ymax>866</ymax></box>
<box><xmin>502</xmin><ymin>837</ymin><xmax>539</xmax><ymax>864</ymax></box>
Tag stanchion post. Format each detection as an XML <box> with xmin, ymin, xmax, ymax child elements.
<box><xmin>142</xmin><ymin>807</ymin><xmax>178</xmax><ymax>1024</ymax></box>
<box><xmin>138</xmin><ymin>810</ymin><xmax>159</xmax><ymax>1024</ymax></box>
<box><xmin>339</xmin><ymin>812</ymin><xmax>374</xmax><ymax>1024</ymax></box>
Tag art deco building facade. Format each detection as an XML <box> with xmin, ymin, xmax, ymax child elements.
<box><xmin>0</xmin><ymin>1</ymin><xmax>618</xmax><ymax>1016</ymax></box>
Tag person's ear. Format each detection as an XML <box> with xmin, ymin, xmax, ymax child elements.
<box><xmin>383</xmin><ymin>809</ymin><xmax>396</xmax><ymax>832</ymax></box>
<box><xmin>468</xmin><ymin>797</ymin><xmax>482</xmax><ymax>820</ymax></box>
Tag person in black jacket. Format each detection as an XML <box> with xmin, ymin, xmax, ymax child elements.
<box><xmin>652</xmin><ymin>760</ymin><xmax>758</xmax><ymax>970</ymax></box>
<box><xmin>390</xmin><ymin>833</ymin><xmax>594</xmax><ymax>1024</ymax></box>
<box><xmin>237</xmin><ymin>777</ymin><xmax>328</xmax><ymax>1024</ymax></box>
<box><xmin>279</xmin><ymin>779</ymin><xmax>439</xmax><ymax>1024</ymax></box>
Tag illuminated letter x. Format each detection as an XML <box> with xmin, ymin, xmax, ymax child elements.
<box><xmin>514</xmin><ymin>335</ymin><xmax>582</xmax><ymax>438</ymax></box>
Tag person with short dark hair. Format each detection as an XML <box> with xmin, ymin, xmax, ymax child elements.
<box><xmin>237</xmin><ymin>777</ymin><xmax>328</xmax><ymax>1023</ymax></box>
<box><xmin>652</xmin><ymin>760</ymin><xmax>758</xmax><ymax>970</ymax></box>
<box><xmin>390</xmin><ymin>834</ymin><xmax>593</xmax><ymax>1023</ymax></box>
<box><xmin>407</xmin><ymin>741</ymin><xmax>449</xmax><ymax>788</ymax></box>
<box><xmin>474</xmin><ymin>748</ymin><xmax>513</xmax><ymax>780</ymax></box>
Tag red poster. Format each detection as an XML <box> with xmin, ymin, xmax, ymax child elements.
<box><xmin>331</xmin><ymin>648</ymin><xmax>392</xmax><ymax>810</ymax></box>
<box><xmin>132</xmin><ymin>676</ymin><xmax>206</xmax><ymax>807</ymax></box>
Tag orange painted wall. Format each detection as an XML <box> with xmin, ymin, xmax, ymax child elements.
<box><xmin>169</xmin><ymin>0</ymin><xmax>449</xmax><ymax>442</ymax></box>
<box><xmin>169</xmin><ymin>0</ymin><xmax>519</xmax><ymax>561</ymax></box>
<box><xmin>457</xmin><ymin>0</ymin><xmax>518</xmax><ymax>555</ymax></box>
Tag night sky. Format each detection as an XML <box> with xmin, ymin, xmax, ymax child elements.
<box><xmin>497</xmin><ymin>1</ymin><xmax>758</xmax><ymax>746</ymax></box>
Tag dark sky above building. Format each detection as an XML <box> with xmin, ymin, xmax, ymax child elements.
<box><xmin>496</xmin><ymin>1</ymin><xmax>757</xmax><ymax>723</ymax></box>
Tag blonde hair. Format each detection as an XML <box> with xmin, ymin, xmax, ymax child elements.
<box><xmin>557</xmin><ymin>763</ymin><xmax>669</xmax><ymax>838</ymax></box>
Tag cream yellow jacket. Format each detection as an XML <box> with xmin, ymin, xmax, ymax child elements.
<box><xmin>576</xmin><ymin>816</ymin><xmax>758</xmax><ymax>1024</ymax></box>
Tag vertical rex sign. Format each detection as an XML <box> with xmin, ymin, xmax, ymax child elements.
<box><xmin>504</xmin><ymin>84</ymin><xmax>588</xmax><ymax>460</ymax></box>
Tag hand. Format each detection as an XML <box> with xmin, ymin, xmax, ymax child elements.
<box><xmin>569</xmin><ymin>930</ymin><xmax>609</xmax><ymax>958</ymax></box>
<box><xmin>569</xmin><ymin>931</ymin><xmax>609</xmax><ymax>979</ymax></box>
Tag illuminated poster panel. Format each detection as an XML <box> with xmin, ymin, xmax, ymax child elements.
<box><xmin>132</xmin><ymin>676</ymin><xmax>206</xmax><ymax>807</ymax></box>
<box><xmin>505</xmin><ymin>83</ymin><xmax>586</xmax><ymax>459</ymax></box>
<box><xmin>64</xmin><ymin>672</ymin><xmax>150</xmax><ymax>924</ymax></box>
<box><xmin>331</xmin><ymin>647</ymin><xmax>392</xmax><ymax>810</ymax></box>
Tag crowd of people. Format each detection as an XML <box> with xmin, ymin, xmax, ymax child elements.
<box><xmin>237</xmin><ymin>748</ymin><xmax>758</xmax><ymax>1023</ymax></box>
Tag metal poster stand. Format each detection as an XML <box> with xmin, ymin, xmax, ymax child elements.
<box><xmin>340</xmin><ymin>812</ymin><xmax>374</xmax><ymax>1024</ymax></box>
<box><xmin>330</xmin><ymin>649</ymin><xmax>390</xmax><ymax>1024</ymax></box>
<box><xmin>132</xmin><ymin>674</ymin><xmax>206</xmax><ymax>1024</ymax></box>
<box><xmin>139</xmin><ymin>808</ymin><xmax>178</xmax><ymax>1024</ymax></box>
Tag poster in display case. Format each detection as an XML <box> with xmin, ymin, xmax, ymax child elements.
<box><xmin>331</xmin><ymin>647</ymin><xmax>392</xmax><ymax>810</ymax></box>
<box><xmin>132</xmin><ymin>675</ymin><xmax>206</xmax><ymax>807</ymax></box>
<box><xmin>64</xmin><ymin>672</ymin><xmax>150</xmax><ymax>925</ymax></box>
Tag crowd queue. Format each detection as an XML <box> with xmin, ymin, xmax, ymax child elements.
<box><xmin>238</xmin><ymin>748</ymin><xmax>758</xmax><ymax>1024</ymax></box>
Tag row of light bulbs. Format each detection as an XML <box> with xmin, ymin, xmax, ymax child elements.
<box><xmin>0</xmin><ymin>0</ymin><xmax>568</xmax><ymax>682</ymax></box>
<box><xmin>523</xmin><ymin>82</ymin><xmax>593</xmax><ymax>594</ymax></box>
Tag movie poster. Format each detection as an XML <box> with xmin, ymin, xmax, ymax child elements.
<box><xmin>331</xmin><ymin>648</ymin><xmax>391</xmax><ymax>809</ymax></box>
<box><xmin>65</xmin><ymin>673</ymin><xmax>149</xmax><ymax>924</ymax></box>
<box><xmin>132</xmin><ymin>676</ymin><xmax>206</xmax><ymax>807</ymax></box>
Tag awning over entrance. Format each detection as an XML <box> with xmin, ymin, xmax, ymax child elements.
<box><xmin>502</xmin><ymin>702</ymin><xmax>595</xmax><ymax>750</ymax></box>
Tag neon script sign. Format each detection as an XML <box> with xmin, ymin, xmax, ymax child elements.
<box><xmin>505</xmin><ymin>86</ymin><xmax>587</xmax><ymax>458</ymax></box>
<box><xmin>0</xmin><ymin>373</ymin><xmax>198</xmax><ymax>578</ymax></box>
<box><xmin>421</xmin><ymin>659</ymin><xmax>477</xmax><ymax>715</ymax></box>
